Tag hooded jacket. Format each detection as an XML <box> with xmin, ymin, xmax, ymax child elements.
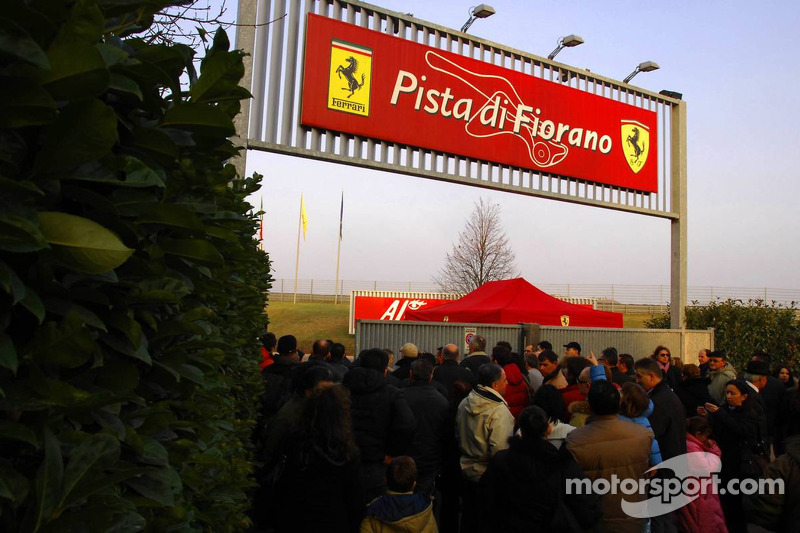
<box><xmin>619</xmin><ymin>399</ymin><xmax>663</xmax><ymax>466</ymax></box>
<box><xmin>678</xmin><ymin>434</ymin><xmax>728</xmax><ymax>533</ymax></box>
<box><xmin>360</xmin><ymin>491</ymin><xmax>437</xmax><ymax>533</ymax></box>
<box><xmin>455</xmin><ymin>385</ymin><xmax>515</xmax><ymax>482</ymax></box>
<box><xmin>343</xmin><ymin>367</ymin><xmax>417</xmax><ymax>463</ymax></box>
<box><xmin>708</xmin><ymin>362</ymin><xmax>737</xmax><ymax>405</ymax></box>
<box><xmin>501</xmin><ymin>363</ymin><xmax>530</xmax><ymax>420</ymax></box>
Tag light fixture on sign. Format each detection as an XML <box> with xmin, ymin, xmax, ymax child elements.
<box><xmin>659</xmin><ymin>89</ymin><xmax>683</xmax><ymax>100</ymax></box>
<box><xmin>548</xmin><ymin>34</ymin><xmax>585</xmax><ymax>61</ymax></box>
<box><xmin>623</xmin><ymin>61</ymin><xmax>660</xmax><ymax>84</ymax></box>
<box><xmin>460</xmin><ymin>4</ymin><xmax>496</xmax><ymax>33</ymax></box>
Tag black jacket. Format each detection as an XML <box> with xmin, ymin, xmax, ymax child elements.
<box><xmin>611</xmin><ymin>367</ymin><xmax>635</xmax><ymax>386</ymax></box>
<box><xmin>675</xmin><ymin>376</ymin><xmax>712</xmax><ymax>417</ymax></box>
<box><xmin>711</xmin><ymin>403</ymin><xmax>766</xmax><ymax>481</ymax></box>
<box><xmin>343</xmin><ymin>367</ymin><xmax>417</xmax><ymax>463</ymax></box>
<box><xmin>460</xmin><ymin>353</ymin><xmax>491</xmax><ymax>376</ymax></box>
<box><xmin>481</xmin><ymin>437</ymin><xmax>600</xmax><ymax>533</ymax></box>
<box><xmin>647</xmin><ymin>380</ymin><xmax>687</xmax><ymax>461</ymax></box>
<box><xmin>391</xmin><ymin>356</ymin><xmax>415</xmax><ymax>381</ymax></box>
<box><xmin>434</xmin><ymin>359</ymin><xmax>478</xmax><ymax>392</ymax></box>
<box><xmin>760</xmin><ymin>375</ymin><xmax>787</xmax><ymax>438</ymax></box>
<box><xmin>403</xmin><ymin>381</ymin><xmax>450</xmax><ymax>477</ymax></box>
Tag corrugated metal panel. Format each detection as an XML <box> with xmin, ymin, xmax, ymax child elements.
<box><xmin>356</xmin><ymin>320</ymin><xmax>520</xmax><ymax>355</ymax></box>
<box><xmin>358</xmin><ymin>320</ymin><xmax>714</xmax><ymax>361</ymax></box>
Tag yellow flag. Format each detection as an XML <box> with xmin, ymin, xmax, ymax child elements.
<box><xmin>300</xmin><ymin>194</ymin><xmax>308</xmax><ymax>240</ymax></box>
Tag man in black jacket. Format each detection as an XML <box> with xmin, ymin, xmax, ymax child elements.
<box><xmin>434</xmin><ymin>344</ymin><xmax>477</xmax><ymax>391</ymax></box>
<box><xmin>343</xmin><ymin>348</ymin><xmax>417</xmax><ymax>504</ymax></box>
<box><xmin>403</xmin><ymin>359</ymin><xmax>449</xmax><ymax>497</ymax></box>
<box><xmin>634</xmin><ymin>357</ymin><xmax>687</xmax><ymax>461</ymax></box>
<box><xmin>460</xmin><ymin>335</ymin><xmax>490</xmax><ymax>375</ymax></box>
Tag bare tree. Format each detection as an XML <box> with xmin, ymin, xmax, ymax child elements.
<box><xmin>434</xmin><ymin>198</ymin><xmax>519</xmax><ymax>294</ymax></box>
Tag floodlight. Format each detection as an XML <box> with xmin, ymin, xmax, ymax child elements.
<box><xmin>659</xmin><ymin>89</ymin><xmax>682</xmax><ymax>100</ymax></box>
<box><xmin>547</xmin><ymin>34</ymin><xmax>585</xmax><ymax>61</ymax></box>
<box><xmin>623</xmin><ymin>61</ymin><xmax>660</xmax><ymax>84</ymax></box>
<box><xmin>460</xmin><ymin>4</ymin><xmax>496</xmax><ymax>33</ymax></box>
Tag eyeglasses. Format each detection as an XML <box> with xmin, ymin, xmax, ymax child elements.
<box><xmin>658</xmin><ymin>353</ymin><xmax>670</xmax><ymax>357</ymax></box>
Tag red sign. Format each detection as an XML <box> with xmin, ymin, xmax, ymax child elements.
<box><xmin>301</xmin><ymin>14</ymin><xmax>658</xmax><ymax>192</ymax></box>
<box><xmin>352</xmin><ymin>296</ymin><xmax>452</xmax><ymax>329</ymax></box>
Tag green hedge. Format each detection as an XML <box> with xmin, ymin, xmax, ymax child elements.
<box><xmin>646</xmin><ymin>299</ymin><xmax>800</xmax><ymax>373</ymax></box>
<box><xmin>0</xmin><ymin>0</ymin><xmax>270</xmax><ymax>530</ymax></box>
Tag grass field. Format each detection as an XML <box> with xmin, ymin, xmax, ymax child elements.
<box><xmin>266</xmin><ymin>300</ymin><xmax>658</xmax><ymax>356</ymax></box>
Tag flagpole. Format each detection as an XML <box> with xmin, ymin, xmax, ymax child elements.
<box><xmin>293</xmin><ymin>194</ymin><xmax>302</xmax><ymax>304</ymax></box>
<box><xmin>334</xmin><ymin>191</ymin><xmax>343</xmax><ymax>304</ymax></box>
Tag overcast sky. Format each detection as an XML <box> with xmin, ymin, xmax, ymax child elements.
<box><xmin>238</xmin><ymin>0</ymin><xmax>800</xmax><ymax>292</ymax></box>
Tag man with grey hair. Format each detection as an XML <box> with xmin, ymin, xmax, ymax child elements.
<box><xmin>460</xmin><ymin>335</ymin><xmax>490</xmax><ymax>375</ymax></box>
<box><xmin>456</xmin><ymin>363</ymin><xmax>514</xmax><ymax>533</ymax></box>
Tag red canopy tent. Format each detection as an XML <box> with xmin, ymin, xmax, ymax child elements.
<box><xmin>405</xmin><ymin>278</ymin><xmax>623</xmax><ymax>328</ymax></box>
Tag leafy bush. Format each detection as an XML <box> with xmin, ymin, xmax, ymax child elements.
<box><xmin>0</xmin><ymin>0</ymin><xmax>270</xmax><ymax>530</ymax></box>
<box><xmin>645</xmin><ymin>299</ymin><xmax>800</xmax><ymax>372</ymax></box>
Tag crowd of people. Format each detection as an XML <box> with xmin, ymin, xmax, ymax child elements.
<box><xmin>250</xmin><ymin>333</ymin><xmax>800</xmax><ymax>533</ymax></box>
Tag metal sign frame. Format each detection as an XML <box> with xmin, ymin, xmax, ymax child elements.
<box><xmin>234</xmin><ymin>0</ymin><xmax>687</xmax><ymax>328</ymax></box>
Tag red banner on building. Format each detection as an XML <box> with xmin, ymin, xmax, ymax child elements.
<box><xmin>351</xmin><ymin>296</ymin><xmax>452</xmax><ymax>332</ymax></box>
<box><xmin>301</xmin><ymin>14</ymin><xmax>658</xmax><ymax>192</ymax></box>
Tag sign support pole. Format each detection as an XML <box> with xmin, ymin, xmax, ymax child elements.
<box><xmin>670</xmin><ymin>101</ymin><xmax>688</xmax><ymax>330</ymax></box>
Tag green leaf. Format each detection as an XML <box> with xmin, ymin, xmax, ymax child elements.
<box><xmin>108</xmin><ymin>72</ymin><xmax>143</xmax><ymax>100</ymax></box>
<box><xmin>161</xmin><ymin>238</ymin><xmax>223</xmax><ymax>266</ymax></box>
<box><xmin>0</xmin><ymin>334</ymin><xmax>19</xmax><ymax>374</ymax></box>
<box><xmin>28</xmin><ymin>311</ymin><xmax>98</xmax><ymax>368</ymax></box>
<box><xmin>39</xmin><ymin>212</ymin><xmax>133</xmax><ymax>274</ymax></box>
<box><xmin>190</xmin><ymin>35</ymin><xmax>247</xmax><ymax>103</ymax></box>
<box><xmin>36</xmin><ymin>99</ymin><xmax>118</xmax><ymax>173</ymax></box>
<box><xmin>130</xmin><ymin>127</ymin><xmax>178</xmax><ymax>161</ymax></box>
<box><xmin>99</xmin><ymin>332</ymin><xmax>152</xmax><ymax>365</ymax></box>
<box><xmin>0</xmin><ymin>420</ymin><xmax>37</xmax><ymax>447</ymax></box>
<box><xmin>41</xmin><ymin>42</ymin><xmax>109</xmax><ymax>101</ymax></box>
<box><xmin>0</xmin><ymin>259</ymin><xmax>26</xmax><ymax>303</ymax></box>
<box><xmin>138</xmin><ymin>203</ymin><xmax>205</xmax><ymax>231</ymax></box>
<box><xmin>121</xmin><ymin>155</ymin><xmax>166</xmax><ymax>188</ymax></box>
<box><xmin>0</xmin><ymin>213</ymin><xmax>48</xmax><ymax>253</ymax></box>
<box><xmin>44</xmin><ymin>297</ymin><xmax>107</xmax><ymax>332</ymax></box>
<box><xmin>125</xmin><ymin>468</ymin><xmax>178</xmax><ymax>507</ymax></box>
<box><xmin>105</xmin><ymin>311</ymin><xmax>142</xmax><ymax>348</ymax></box>
<box><xmin>140</xmin><ymin>437</ymin><xmax>169</xmax><ymax>466</ymax></box>
<box><xmin>0</xmin><ymin>18</ymin><xmax>49</xmax><ymax>69</ymax></box>
<box><xmin>20</xmin><ymin>286</ymin><xmax>45</xmax><ymax>324</ymax></box>
<box><xmin>161</xmin><ymin>104</ymin><xmax>236</xmax><ymax>137</ymax></box>
<box><xmin>0</xmin><ymin>461</ymin><xmax>31</xmax><ymax>504</ymax></box>
<box><xmin>58</xmin><ymin>433</ymin><xmax>120</xmax><ymax>513</ymax></box>
<box><xmin>32</xmin><ymin>427</ymin><xmax>63</xmax><ymax>531</ymax></box>
<box><xmin>58</xmin><ymin>0</ymin><xmax>104</xmax><ymax>45</ymax></box>
<box><xmin>0</xmin><ymin>83</ymin><xmax>58</xmax><ymax>128</ymax></box>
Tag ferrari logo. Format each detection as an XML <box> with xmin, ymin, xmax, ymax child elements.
<box><xmin>328</xmin><ymin>39</ymin><xmax>372</xmax><ymax>117</ymax></box>
<box><xmin>560</xmin><ymin>315</ymin><xmax>570</xmax><ymax>327</ymax></box>
<box><xmin>621</xmin><ymin>120</ymin><xmax>650</xmax><ymax>174</ymax></box>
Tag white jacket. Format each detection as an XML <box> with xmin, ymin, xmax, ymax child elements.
<box><xmin>455</xmin><ymin>385</ymin><xmax>515</xmax><ymax>482</ymax></box>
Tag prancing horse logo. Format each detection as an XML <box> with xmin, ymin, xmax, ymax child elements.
<box><xmin>621</xmin><ymin>120</ymin><xmax>650</xmax><ymax>174</ymax></box>
<box><xmin>336</xmin><ymin>56</ymin><xmax>365</xmax><ymax>98</ymax></box>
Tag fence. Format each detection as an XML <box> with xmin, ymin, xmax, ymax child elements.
<box><xmin>355</xmin><ymin>320</ymin><xmax>715</xmax><ymax>362</ymax></box>
<box><xmin>269</xmin><ymin>279</ymin><xmax>800</xmax><ymax>308</ymax></box>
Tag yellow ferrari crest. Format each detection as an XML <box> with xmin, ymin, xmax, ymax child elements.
<box><xmin>560</xmin><ymin>315</ymin><xmax>570</xmax><ymax>327</ymax></box>
<box><xmin>328</xmin><ymin>39</ymin><xmax>372</xmax><ymax>117</ymax></box>
<box><xmin>621</xmin><ymin>120</ymin><xmax>650</xmax><ymax>174</ymax></box>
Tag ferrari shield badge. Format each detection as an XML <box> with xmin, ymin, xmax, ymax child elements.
<box><xmin>621</xmin><ymin>120</ymin><xmax>650</xmax><ymax>174</ymax></box>
<box><xmin>560</xmin><ymin>315</ymin><xmax>570</xmax><ymax>327</ymax></box>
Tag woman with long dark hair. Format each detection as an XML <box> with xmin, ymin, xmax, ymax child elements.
<box><xmin>701</xmin><ymin>378</ymin><xmax>768</xmax><ymax>533</ymax></box>
<box><xmin>271</xmin><ymin>384</ymin><xmax>364</xmax><ymax>532</ymax></box>
<box><xmin>650</xmin><ymin>345</ymin><xmax>681</xmax><ymax>389</ymax></box>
